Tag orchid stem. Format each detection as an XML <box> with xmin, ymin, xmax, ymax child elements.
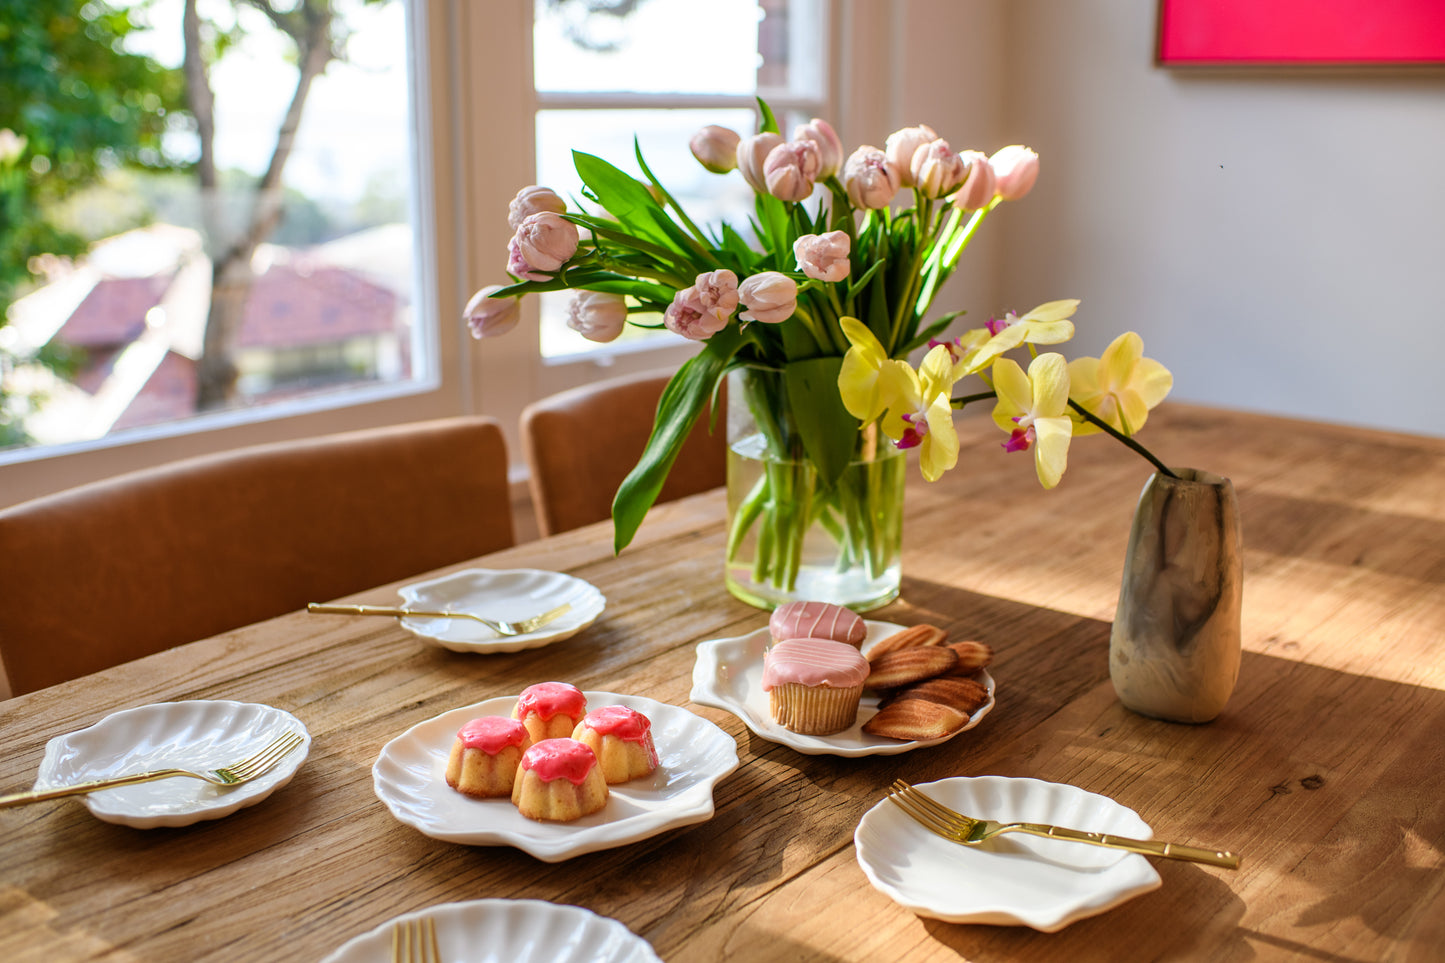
<box><xmin>1066</xmin><ymin>400</ymin><xmax>1179</xmax><ymax>478</ymax></box>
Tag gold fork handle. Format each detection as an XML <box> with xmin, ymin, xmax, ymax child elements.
<box><xmin>0</xmin><ymin>769</ymin><xmax>196</xmax><ymax>808</ymax></box>
<box><xmin>1017</xmin><ymin>823</ymin><xmax>1241</xmax><ymax>869</ymax></box>
<box><xmin>307</xmin><ymin>603</ymin><xmax>486</xmax><ymax>624</ymax></box>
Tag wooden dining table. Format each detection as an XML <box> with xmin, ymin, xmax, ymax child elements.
<box><xmin>1</xmin><ymin>403</ymin><xmax>1442</xmax><ymax>962</ymax></box>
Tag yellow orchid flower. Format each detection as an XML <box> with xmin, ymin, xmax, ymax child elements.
<box><xmin>1067</xmin><ymin>331</ymin><xmax>1173</xmax><ymax>436</ymax></box>
<box><xmin>879</xmin><ymin>345</ymin><xmax>960</xmax><ymax>482</ymax></box>
<box><xmin>965</xmin><ymin>298</ymin><xmax>1079</xmax><ymax>371</ymax></box>
<box><xmin>992</xmin><ymin>352</ymin><xmax>1073</xmax><ymax>489</ymax></box>
<box><xmin>838</xmin><ymin>316</ymin><xmax>895</xmax><ymax>423</ymax></box>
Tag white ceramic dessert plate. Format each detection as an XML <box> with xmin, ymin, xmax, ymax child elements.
<box><xmin>689</xmin><ymin>620</ymin><xmax>995</xmax><ymax>756</ymax></box>
<box><xmin>373</xmin><ymin>691</ymin><xmax>738</xmax><ymax>861</ymax></box>
<box><xmin>32</xmin><ymin>700</ymin><xmax>311</xmax><ymax>829</ymax></box>
<box><xmin>854</xmin><ymin>776</ymin><xmax>1162</xmax><ymax>931</ymax></box>
<box><xmin>319</xmin><ymin>899</ymin><xmax>662</xmax><ymax>963</ymax></box>
<box><xmin>397</xmin><ymin>568</ymin><xmax>605</xmax><ymax>653</ymax></box>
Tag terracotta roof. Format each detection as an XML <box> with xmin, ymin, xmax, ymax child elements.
<box><xmin>110</xmin><ymin>351</ymin><xmax>198</xmax><ymax>431</ymax></box>
<box><xmin>238</xmin><ymin>263</ymin><xmax>398</xmax><ymax>348</ymax></box>
<box><xmin>59</xmin><ymin>273</ymin><xmax>173</xmax><ymax>347</ymax></box>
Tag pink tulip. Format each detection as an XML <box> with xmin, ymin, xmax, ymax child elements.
<box><xmin>738</xmin><ymin>272</ymin><xmax>797</xmax><ymax>324</ymax></box>
<box><xmin>664</xmin><ymin>286</ymin><xmax>728</xmax><ymax>341</ymax></box>
<box><xmin>794</xmin><ymin>231</ymin><xmax>851</xmax><ymax>283</ymax></box>
<box><xmin>736</xmin><ymin>132</ymin><xmax>784</xmax><ymax>193</ymax></box>
<box><xmin>690</xmin><ymin>125</ymin><xmax>741</xmax><ymax>174</ymax></box>
<box><xmin>841</xmin><ymin>146</ymin><xmax>900</xmax><ymax>209</ymax></box>
<box><xmin>464</xmin><ymin>285</ymin><xmax>522</xmax><ymax>339</ymax></box>
<box><xmin>507</xmin><ymin>185</ymin><xmax>566</xmax><ymax>230</ymax></box>
<box><xmin>911</xmin><ymin>139</ymin><xmax>967</xmax><ymax>198</ymax></box>
<box><xmin>513</xmin><ymin>211</ymin><xmax>579</xmax><ymax>273</ymax></box>
<box><xmin>951</xmin><ymin>150</ymin><xmax>996</xmax><ymax>212</ymax></box>
<box><xmin>990</xmin><ymin>145</ymin><xmax>1039</xmax><ymax>201</ymax></box>
<box><xmin>694</xmin><ymin>269</ymin><xmax>740</xmax><ymax>323</ymax></box>
<box><xmin>764</xmin><ymin>140</ymin><xmax>821</xmax><ymax>202</ymax></box>
<box><xmin>884</xmin><ymin>124</ymin><xmax>939</xmax><ymax>188</ymax></box>
<box><xmin>793</xmin><ymin>118</ymin><xmax>843</xmax><ymax>179</ymax></box>
<box><xmin>566</xmin><ymin>290</ymin><xmax>628</xmax><ymax>343</ymax></box>
<box><xmin>507</xmin><ymin>238</ymin><xmax>551</xmax><ymax>282</ymax></box>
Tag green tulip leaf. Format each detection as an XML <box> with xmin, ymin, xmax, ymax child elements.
<box><xmin>783</xmin><ymin>356</ymin><xmax>858</xmax><ymax>486</ymax></box>
<box><xmin>573</xmin><ymin>150</ymin><xmax>680</xmax><ymax>253</ymax></box>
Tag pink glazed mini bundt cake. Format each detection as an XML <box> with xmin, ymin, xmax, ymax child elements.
<box><xmin>512</xmin><ymin>682</ymin><xmax>588</xmax><ymax>743</ymax></box>
<box><xmin>511</xmin><ymin>737</ymin><xmax>609</xmax><ymax>822</ymax></box>
<box><xmin>445</xmin><ymin>716</ymin><xmax>529</xmax><ymax>798</ymax></box>
<box><xmin>572</xmin><ymin>705</ymin><xmax>659</xmax><ymax>783</ymax></box>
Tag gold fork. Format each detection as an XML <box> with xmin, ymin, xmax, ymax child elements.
<box><xmin>0</xmin><ymin>730</ymin><xmax>305</xmax><ymax>808</ymax></box>
<box><xmin>391</xmin><ymin>916</ymin><xmax>440</xmax><ymax>963</ymax></box>
<box><xmin>888</xmin><ymin>780</ymin><xmax>1240</xmax><ymax>869</ymax></box>
<box><xmin>308</xmin><ymin>601</ymin><xmax>572</xmax><ymax>636</ymax></box>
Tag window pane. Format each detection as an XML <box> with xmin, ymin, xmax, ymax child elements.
<box><xmin>0</xmin><ymin>0</ymin><xmax>422</xmax><ymax>451</ymax></box>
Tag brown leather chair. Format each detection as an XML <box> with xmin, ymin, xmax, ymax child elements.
<box><xmin>0</xmin><ymin>416</ymin><xmax>514</xmax><ymax>697</ymax></box>
<box><xmin>521</xmin><ymin>370</ymin><xmax>727</xmax><ymax>537</ymax></box>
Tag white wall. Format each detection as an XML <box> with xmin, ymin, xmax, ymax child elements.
<box><xmin>991</xmin><ymin>0</ymin><xmax>1445</xmax><ymax>437</ymax></box>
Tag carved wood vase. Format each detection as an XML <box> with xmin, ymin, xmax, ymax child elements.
<box><xmin>1110</xmin><ymin>468</ymin><xmax>1243</xmax><ymax>723</ymax></box>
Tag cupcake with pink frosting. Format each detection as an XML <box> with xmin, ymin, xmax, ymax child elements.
<box><xmin>769</xmin><ymin>600</ymin><xmax>867</xmax><ymax>648</ymax></box>
<box><xmin>762</xmin><ymin>638</ymin><xmax>870</xmax><ymax>735</ymax></box>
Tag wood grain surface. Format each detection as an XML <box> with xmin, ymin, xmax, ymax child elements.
<box><xmin>1</xmin><ymin>404</ymin><xmax>1441</xmax><ymax>962</ymax></box>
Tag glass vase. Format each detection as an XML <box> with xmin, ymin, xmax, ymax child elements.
<box><xmin>723</xmin><ymin>366</ymin><xmax>905</xmax><ymax>611</ymax></box>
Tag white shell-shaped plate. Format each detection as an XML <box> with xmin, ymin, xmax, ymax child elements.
<box><xmin>397</xmin><ymin>568</ymin><xmax>606</xmax><ymax>654</ymax></box>
<box><xmin>855</xmin><ymin>776</ymin><xmax>1163</xmax><ymax>931</ymax></box>
<box><xmin>33</xmin><ymin>700</ymin><xmax>311</xmax><ymax>829</ymax></box>
<box><xmin>320</xmin><ymin>899</ymin><xmax>662</xmax><ymax>963</ymax></box>
<box><xmin>689</xmin><ymin>620</ymin><xmax>995</xmax><ymax>756</ymax></box>
<box><xmin>373</xmin><ymin>691</ymin><xmax>739</xmax><ymax>861</ymax></box>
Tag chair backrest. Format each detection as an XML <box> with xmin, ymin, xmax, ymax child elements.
<box><xmin>0</xmin><ymin>416</ymin><xmax>514</xmax><ymax>697</ymax></box>
<box><xmin>521</xmin><ymin>370</ymin><xmax>727</xmax><ymax>537</ymax></box>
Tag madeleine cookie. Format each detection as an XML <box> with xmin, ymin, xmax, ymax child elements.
<box><xmin>866</xmin><ymin>645</ymin><xmax>957</xmax><ymax>689</ymax></box>
<box><xmin>866</xmin><ymin>623</ymin><xmax>948</xmax><ymax>657</ymax></box>
<box><xmin>940</xmin><ymin>640</ymin><xmax>994</xmax><ymax>675</ymax></box>
<box><xmin>885</xmin><ymin>676</ymin><xmax>991</xmax><ymax>716</ymax></box>
<box><xmin>863</xmin><ymin>699</ymin><xmax>970</xmax><ymax>741</ymax></box>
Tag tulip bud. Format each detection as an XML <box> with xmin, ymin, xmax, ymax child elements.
<box><xmin>664</xmin><ymin>286</ymin><xmax>728</xmax><ymax>341</ymax></box>
<box><xmin>513</xmin><ymin>212</ymin><xmax>579</xmax><ymax>273</ymax></box>
<box><xmin>693</xmin><ymin>269</ymin><xmax>740</xmax><ymax>323</ymax></box>
<box><xmin>738</xmin><ymin>272</ymin><xmax>797</xmax><ymax>324</ymax></box>
<box><xmin>464</xmin><ymin>285</ymin><xmax>522</xmax><ymax>339</ymax></box>
<box><xmin>763</xmin><ymin>140</ymin><xmax>820</xmax><ymax>202</ymax></box>
<box><xmin>507</xmin><ymin>185</ymin><xmax>566</xmax><ymax>230</ymax></box>
<box><xmin>793</xmin><ymin>231</ymin><xmax>851</xmax><ymax>283</ymax></box>
<box><xmin>736</xmin><ymin>132</ymin><xmax>784</xmax><ymax>193</ymax></box>
<box><xmin>690</xmin><ymin>125</ymin><xmax>741</xmax><ymax>174</ymax></box>
<box><xmin>950</xmin><ymin>150</ymin><xmax>996</xmax><ymax>212</ymax></box>
<box><xmin>990</xmin><ymin>145</ymin><xmax>1039</xmax><ymax>201</ymax></box>
<box><xmin>911</xmin><ymin>139</ymin><xmax>967</xmax><ymax>199</ymax></box>
<box><xmin>884</xmin><ymin>124</ymin><xmax>938</xmax><ymax>188</ymax></box>
<box><xmin>507</xmin><ymin>238</ymin><xmax>551</xmax><ymax>282</ymax></box>
<box><xmin>793</xmin><ymin>118</ymin><xmax>843</xmax><ymax>179</ymax></box>
<box><xmin>566</xmin><ymin>290</ymin><xmax>628</xmax><ymax>343</ymax></box>
<box><xmin>841</xmin><ymin>146</ymin><xmax>900</xmax><ymax>210</ymax></box>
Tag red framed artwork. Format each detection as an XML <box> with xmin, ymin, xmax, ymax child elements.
<box><xmin>1157</xmin><ymin>0</ymin><xmax>1445</xmax><ymax>66</ymax></box>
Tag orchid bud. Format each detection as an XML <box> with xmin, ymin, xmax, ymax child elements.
<box><xmin>738</xmin><ymin>272</ymin><xmax>798</xmax><ymax>324</ymax></box>
<box><xmin>990</xmin><ymin>145</ymin><xmax>1039</xmax><ymax>201</ymax></box>
<box><xmin>793</xmin><ymin>118</ymin><xmax>843</xmax><ymax>179</ymax></box>
<box><xmin>690</xmin><ymin>125</ymin><xmax>741</xmax><ymax>174</ymax></box>
<box><xmin>693</xmin><ymin>268</ymin><xmax>740</xmax><ymax>323</ymax></box>
<box><xmin>736</xmin><ymin>132</ymin><xmax>784</xmax><ymax>193</ymax></box>
<box><xmin>911</xmin><ymin>139</ymin><xmax>967</xmax><ymax>199</ymax></box>
<box><xmin>951</xmin><ymin>150</ymin><xmax>996</xmax><ymax>212</ymax></box>
<box><xmin>507</xmin><ymin>185</ymin><xmax>566</xmax><ymax>230</ymax></box>
<box><xmin>763</xmin><ymin>140</ymin><xmax>820</xmax><ymax>202</ymax></box>
<box><xmin>566</xmin><ymin>290</ymin><xmax>628</xmax><ymax>343</ymax></box>
<box><xmin>841</xmin><ymin>146</ymin><xmax>900</xmax><ymax>210</ymax></box>
<box><xmin>464</xmin><ymin>285</ymin><xmax>522</xmax><ymax>339</ymax></box>
<box><xmin>793</xmin><ymin>231</ymin><xmax>851</xmax><ymax>283</ymax></box>
<box><xmin>663</xmin><ymin>286</ymin><xmax>728</xmax><ymax>341</ymax></box>
<box><xmin>884</xmin><ymin>124</ymin><xmax>938</xmax><ymax>188</ymax></box>
<box><xmin>513</xmin><ymin>212</ymin><xmax>579</xmax><ymax>273</ymax></box>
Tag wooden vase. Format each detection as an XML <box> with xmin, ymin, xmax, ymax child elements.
<box><xmin>1109</xmin><ymin>468</ymin><xmax>1243</xmax><ymax>723</ymax></box>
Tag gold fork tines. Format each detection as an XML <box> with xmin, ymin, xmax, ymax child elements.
<box><xmin>391</xmin><ymin>916</ymin><xmax>440</xmax><ymax>963</ymax></box>
<box><xmin>0</xmin><ymin>731</ymin><xmax>306</xmax><ymax>808</ymax></box>
<box><xmin>888</xmin><ymin>780</ymin><xmax>1240</xmax><ymax>869</ymax></box>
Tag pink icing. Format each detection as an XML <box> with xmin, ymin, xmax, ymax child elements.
<box><xmin>769</xmin><ymin>601</ymin><xmax>866</xmax><ymax>647</ymax></box>
<box><xmin>456</xmin><ymin>716</ymin><xmax>527</xmax><ymax>755</ymax></box>
<box><xmin>581</xmin><ymin>706</ymin><xmax>659</xmax><ymax>767</ymax></box>
<box><xmin>761</xmin><ymin>638</ymin><xmax>870</xmax><ymax>691</ymax></box>
<box><xmin>520</xmin><ymin>738</ymin><xmax>598</xmax><ymax>785</ymax></box>
<box><xmin>516</xmin><ymin>682</ymin><xmax>586</xmax><ymax>722</ymax></box>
